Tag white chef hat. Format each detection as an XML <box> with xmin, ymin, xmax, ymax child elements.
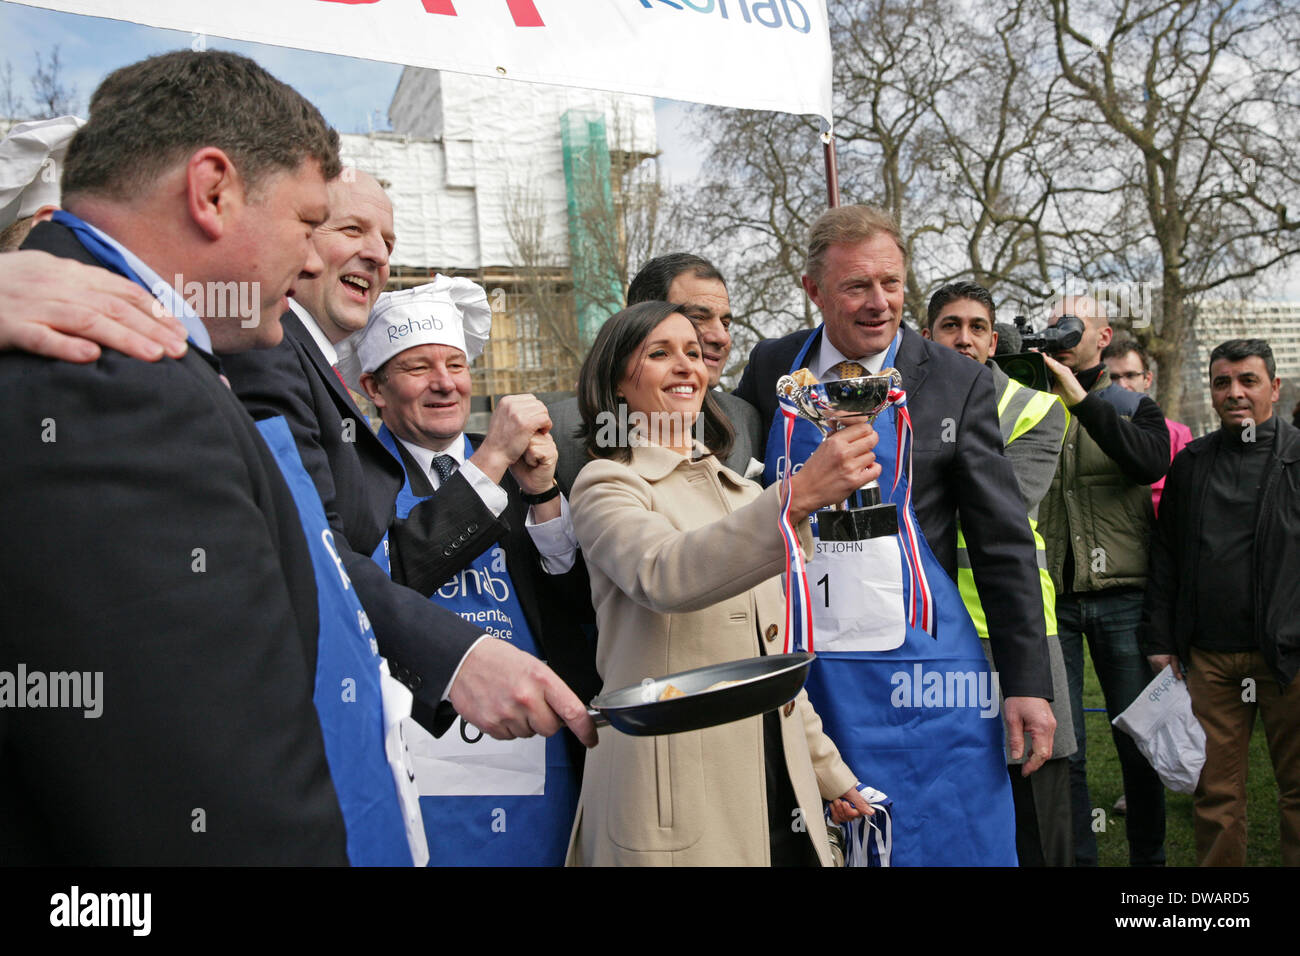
<box><xmin>0</xmin><ymin>115</ymin><xmax>85</xmax><ymax>229</ymax></box>
<box><xmin>338</xmin><ymin>275</ymin><xmax>491</xmax><ymax>389</ymax></box>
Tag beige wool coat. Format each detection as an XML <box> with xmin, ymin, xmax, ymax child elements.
<box><xmin>566</xmin><ymin>444</ymin><xmax>860</xmax><ymax>866</ymax></box>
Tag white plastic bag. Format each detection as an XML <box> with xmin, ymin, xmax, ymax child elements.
<box><xmin>1112</xmin><ymin>665</ymin><xmax>1206</xmax><ymax>794</ymax></box>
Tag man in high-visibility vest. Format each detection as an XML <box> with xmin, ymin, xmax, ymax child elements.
<box><xmin>923</xmin><ymin>281</ymin><xmax>1077</xmax><ymax>866</ymax></box>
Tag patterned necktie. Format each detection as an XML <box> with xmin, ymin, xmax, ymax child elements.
<box><xmin>431</xmin><ymin>455</ymin><xmax>458</xmax><ymax>484</ymax></box>
<box><xmin>827</xmin><ymin>360</ymin><xmax>869</xmax><ymax>380</ymax></box>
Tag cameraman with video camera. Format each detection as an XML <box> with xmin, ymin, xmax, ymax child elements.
<box><xmin>1033</xmin><ymin>295</ymin><xmax>1171</xmax><ymax>867</ymax></box>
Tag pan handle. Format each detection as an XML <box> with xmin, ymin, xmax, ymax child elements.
<box><xmin>587</xmin><ymin>708</ymin><xmax>609</xmax><ymax>729</ymax></box>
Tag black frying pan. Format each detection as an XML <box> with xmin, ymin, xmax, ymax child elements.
<box><xmin>587</xmin><ymin>652</ymin><xmax>815</xmax><ymax>736</ymax></box>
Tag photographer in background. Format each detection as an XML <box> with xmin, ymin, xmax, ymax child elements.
<box><xmin>1035</xmin><ymin>295</ymin><xmax>1171</xmax><ymax>867</ymax></box>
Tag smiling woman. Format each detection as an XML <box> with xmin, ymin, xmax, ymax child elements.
<box><xmin>564</xmin><ymin>300</ymin><xmax>882</xmax><ymax>867</ymax></box>
<box><xmin>577</xmin><ymin>301</ymin><xmax>734</xmax><ymax>464</ymax></box>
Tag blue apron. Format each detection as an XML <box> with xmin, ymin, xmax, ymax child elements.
<box><xmin>257</xmin><ymin>418</ymin><xmax>413</xmax><ymax>866</ymax></box>
<box><xmin>53</xmin><ymin>210</ymin><xmax>411</xmax><ymax>866</ymax></box>
<box><xmin>764</xmin><ymin>329</ymin><xmax>1017</xmax><ymax>866</ymax></box>
<box><xmin>376</xmin><ymin>427</ymin><xmax>579</xmax><ymax>866</ymax></box>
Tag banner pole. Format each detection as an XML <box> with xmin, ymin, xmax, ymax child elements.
<box><xmin>823</xmin><ymin>131</ymin><xmax>840</xmax><ymax>208</ymax></box>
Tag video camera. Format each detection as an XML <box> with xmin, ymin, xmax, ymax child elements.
<box><xmin>1019</xmin><ymin>314</ymin><xmax>1085</xmax><ymax>353</ymax></box>
<box><xmin>990</xmin><ymin>314</ymin><xmax>1087</xmax><ymax>391</ymax></box>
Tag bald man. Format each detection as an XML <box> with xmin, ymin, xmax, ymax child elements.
<box><xmin>1036</xmin><ymin>294</ymin><xmax>1171</xmax><ymax>866</ymax></box>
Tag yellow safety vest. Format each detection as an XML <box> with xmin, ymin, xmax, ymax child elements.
<box><xmin>956</xmin><ymin>377</ymin><xmax>1065</xmax><ymax>639</ymax></box>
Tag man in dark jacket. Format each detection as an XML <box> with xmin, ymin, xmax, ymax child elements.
<box><xmin>1037</xmin><ymin>294</ymin><xmax>1170</xmax><ymax>866</ymax></box>
<box><xmin>1</xmin><ymin>50</ymin><xmax>349</xmax><ymax>864</ymax></box>
<box><xmin>1142</xmin><ymin>338</ymin><xmax>1300</xmax><ymax>866</ymax></box>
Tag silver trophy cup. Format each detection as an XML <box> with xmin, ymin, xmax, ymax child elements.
<box><xmin>776</xmin><ymin>369</ymin><xmax>903</xmax><ymax>540</ymax></box>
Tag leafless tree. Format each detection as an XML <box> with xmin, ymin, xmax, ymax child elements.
<box><xmin>504</xmin><ymin>110</ymin><xmax>691</xmax><ymax>383</ymax></box>
<box><xmin>1042</xmin><ymin>0</ymin><xmax>1299</xmax><ymax>416</ymax></box>
<box><xmin>1</xmin><ymin>60</ymin><xmax>26</xmax><ymax>123</ymax></box>
<box><xmin>30</xmin><ymin>46</ymin><xmax>78</xmax><ymax>119</ymax></box>
<box><xmin>684</xmin><ymin>0</ymin><xmax>1076</xmax><ymax>365</ymax></box>
<box><xmin>684</xmin><ymin>0</ymin><xmax>1300</xmax><ymax>416</ymax></box>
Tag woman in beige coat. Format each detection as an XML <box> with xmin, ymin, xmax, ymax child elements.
<box><xmin>566</xmin><ymin>301</ymin><xmax>880</xmax><ymax>866</ymax></box>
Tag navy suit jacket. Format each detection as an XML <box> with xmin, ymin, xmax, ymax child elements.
<box><xmin>735</xmin><ymin>323</ymin><xmax>1051</xmax><ymax>698</ymax></box>
<box><xmin>1</xmin><ymin>222</ymin><xmax>348</xmax><ymax>864</ymax></box>
<box><xmin>220</xmin><ymin>313</ymin><xmax>486</xmax><ymax>732</ymax></box>
<box><xmin>387</xmin><ymin>436</ymin><xmax>601</xmax><ymax>707</ymax></box>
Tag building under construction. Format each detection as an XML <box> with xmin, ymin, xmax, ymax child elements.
<box><xmin>339</xmin><ymin>68</ymin><xmax>658</xmax><ymax>403</ymax></box>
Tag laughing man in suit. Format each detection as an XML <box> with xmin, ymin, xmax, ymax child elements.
<box><xmin>219</xmin><ymin>171</ymin><xmax>596</xmax><ymax>746</ymax></box>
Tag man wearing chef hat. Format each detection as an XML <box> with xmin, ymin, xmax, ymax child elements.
<box><xmin>0</xmin><ymin>115</ymin><xmax>83</xmax><ymax>252</ymax></box>
<box><xmin>350</xmin><ymin>279</ymin><xmax>600</xmax><ymax>865</ymax></box>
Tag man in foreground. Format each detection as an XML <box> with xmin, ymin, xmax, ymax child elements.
<box><xmin>735</xmin><ymin>206</ymin><xmax>1054</xmax><ymax>865</ymax></box>
<box><xmin>353</xmin><ymin>282</ymin><xmax>599</xmax><ymax>864</ymax></box>
<box><xmin>220</xmin><ymin>169</ymin><xmax>597</xmax><ymax>743</ymax></box>
<box><xmin>1037</xmin><ymin>295</ymin><xmax>1170</xmax><ymax>866</ymax></box>
<box><xmin>1</xmin><ymin>50</ymin><xmax>349</xmax><ymax>864</ymax></box>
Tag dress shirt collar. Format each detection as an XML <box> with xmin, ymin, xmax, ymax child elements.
<box><xmin>809</xmin><ymin>328</ymin><xmax>888</xmax><ymax>381</ymax></box>
<box><xmin>397</xmin><ymin>432</ymin><xmax>467</xmax><ymax>485</ymax></box>
<box><xmin>288</xmin><ymin>298</ymin><xmax>339</xmax><ymax>367</ymax></box>
<box><xmin>71</xmin><ymin>217</ymin><xmax>212</xmax><ymax>353</ymax></box>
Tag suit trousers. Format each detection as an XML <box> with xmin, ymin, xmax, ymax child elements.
<box><xmin>1058</xmin><ymin>589</ymin><xmax>1166</xmax><ymax>866</ymax></box>
<box><xmin>1187</xmin><ymin>648</ymin><xmax>1300</xmax><ymax>866</ymax></box>
<box><xmin>1008</xmin><ymin>757</ymin><xmax>1072</xmax><ymax>866</ymax></box>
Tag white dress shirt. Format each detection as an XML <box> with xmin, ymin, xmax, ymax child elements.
<box><xmin>73</xmin><ymin>217</ymin><xmax>212</xmax><ymax>353</ymax></box>
<box><xmin>808</xmin><ymin>333</ymin><xmax>889</xmax><ymax>382</ymax></box>
<box><xmin>289</xmin><ymin>299</ymin><xmax>339</xmax><ymax>366</ymax></box>
<box><xmin>395</xmin><ymin>433</ymin><xmax>579</xmax><ymax>575</ymax></box>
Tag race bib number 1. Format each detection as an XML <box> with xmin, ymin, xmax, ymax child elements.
<box><xmin>807</xmin><ymin>531</ymin><xmax>906</xmax><ymax>652</ymax></box>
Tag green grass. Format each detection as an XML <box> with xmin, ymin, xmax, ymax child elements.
<box><xmin>1080</xmin><ymin>644</ymin><xmax>1283</xmax><ymax>866</ymax></box>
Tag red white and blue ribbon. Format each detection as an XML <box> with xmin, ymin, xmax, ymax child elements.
<box><xmin>778</xmin><ymin>392</ymin><xmax>815</xmax><ymax>654</ymax></box>
<box><xmin>887</xmin><ymin>386</ymin><xmax>936</xmax><ymax>637</ymax></box>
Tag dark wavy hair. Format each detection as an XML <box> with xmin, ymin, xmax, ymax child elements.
<box><xmin>577</xmin><ymin>301</ymin><xmax>734</xmax><ymax>465</ymax></box>
<box><xmin>1210</xmin><ymin>338</ymin><xmax>1275</xmax><ymax>380</ymax></box>
<box><xmin>926</xmin><ymin>280</ymin><xmax>996</xmax><ymax>330</ymax></box>
<box><xmin>627</xmin><ymin>253</ymin><xmax>725</xmax><ymax>305</ymax></box>
<box><xmin>63</xmin><ymin>50</ymin><xmax>341</xmax><ymax>204</ymax></box>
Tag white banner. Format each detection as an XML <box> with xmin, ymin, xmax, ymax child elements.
<box><xmin>11</xmin><ymin>0</ymin><xmax>833</xmax><ymax>122</ymax></box>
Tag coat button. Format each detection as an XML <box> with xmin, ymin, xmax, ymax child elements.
<box><xmin>782</xmin><ymin>701</ymin><xmax>796</xmax><ymax>717</ymax></box>
<box><xmin>764</xmin><ymin>624</ymin><xmax>778</xmax><ymax>643</ymax></box>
